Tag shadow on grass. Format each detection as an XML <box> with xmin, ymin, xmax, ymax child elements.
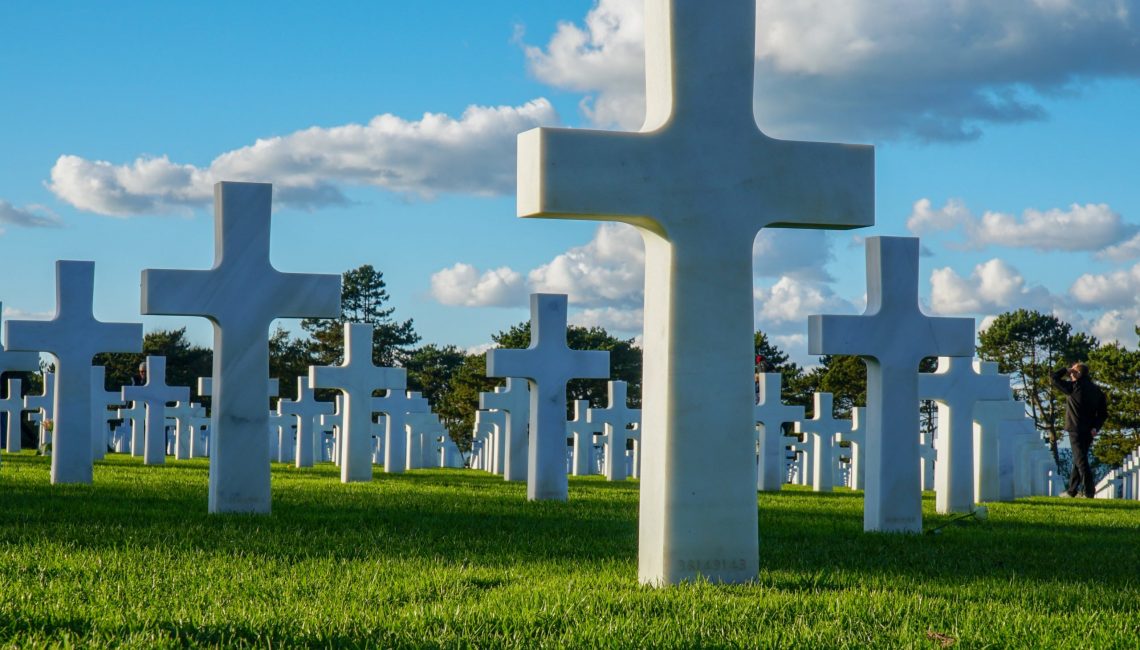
<box><xmin>3</xmin><ymin>453</ymin><xmax>1138</xmax><ymax>598</ymax></box>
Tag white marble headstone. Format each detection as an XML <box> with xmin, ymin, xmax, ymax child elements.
<box><xmin>4</xmin><ymin>261</ymin><xmax>141</xmax><ymax>483</ymax></box>
<box><xmin>809</xmin><ymin>237</ymin><xmax>973</xmax><ymax>533</ymax></box>
<box><xmin>517</xmin><ymin>0</ymin><xmax>874</xmax><ymax>584</ymax></box>
<box><xmin>142</xmin><ymin>182</ymin><xmax>340</xmax><ymax>513</ymax></box>
<box><xmin>486</xmin><ymin>294</ymin><xmax>609</xmax><ymax>500</ymax></box>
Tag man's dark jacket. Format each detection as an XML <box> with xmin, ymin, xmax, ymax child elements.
<box><xmin>1050</xmin><ymin>369</ymin><xmax>1108</xmax><ymax>437</ymax></box>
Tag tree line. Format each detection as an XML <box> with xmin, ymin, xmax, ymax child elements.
<box><xmin>10</xmin><ymin>266</ymin><xmax>1133</xmax><ymax>474</ymax></box>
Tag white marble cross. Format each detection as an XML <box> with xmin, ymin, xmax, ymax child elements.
<box><xmin>117</xmin><ymin>401</ymin><xmax>145</xmax><ymax>456</ymax></box>
<box><xmin>122</xmin><ymin>356</ymin><xmax>190</xmax><ymax>466</ymax></box>
<box><xmin>0</xmin><ymin>302</ymin><xmax>41</xmax><ymax>376</ymax></box>
<box><xmin>22</xmin><ymin>371</ymin><xmax>54</xmax><ymax>450</ymax></box>
<box><xmin>567</xmin><ymin>399</ymin><xmax>595</xmax><ymax>477</ymax></box>
<box><xmin>479</xmin><ymin>379</ymin><xmax>530</xmax><ymax>481</ymax></box>
<box><xmin>4</xmin><ymin>261</ymin><xmax>142</xmax><ymax>483</ymax></box>
<box><xmin>188</xmin><ymin>405</ymin><xmax>209</xmax><ymax>458</ymax></box>
<box><xmin>0</xmin><ymin>377</ymin><xmax>25</xmax><ymax>456</ymax></box>
<box><xmin>310</xmin><ymin>323</ymin><xmax>406</xmax><ymax>482</ymax></box>
<box><xmin>809</xmin><ymin>236</ymin><xmax>973</xmax><ymax>533</ymax></box>
<box><xmin>90</xmin><ymin>365</ymin><xmax>122</xmax><ymax>461</ymax></box>
<box><xmin>164</xmin><ymin>400</ymin><xmax>199</xmax><ymax>460</ymax></box>
<box><xmin>486</xmin><ymin>294</ymin><xmax>610</xmax><ymax>500</ymax></box>
<box><xmin>516</xmin><ymin>0</ymin><xmax>873</xmax><ymax>585</ymax></box>
<box><xmin>474</xmin><ymin>409</ymin><xmax>504</xmax><ymax>474</ymax></box>
<box><xmin>919</xmin><ymin>356</ymin><xmax>1012</xmax><ymax>513</ymax></box>
<box><xmin>794</xmin><ymin>393</ymin><xmax>852</xmax><ymax>493</ymax></box>
<box><xmin>142</xmin><ymin>182</ymin><xmax>340</xmax><ymax>513</ymax></box>
<box><xmin>370</xmin><ymin>389</ymin><xmax>429</xmax><ymax>473</ymax></box>
<box><xmin>277</xmin><ymin>376</ymin><xmax>334</xmax><ymax>468</ymax></box>
<box><xmin>754</xmin><ymin>373</ymin><xmax>805</xmax><ymax>492</ymax></box>
<box><xmin>587</xmin><ymin>381</ymin><xmax>640</xmax><ymax>482</ymax></box>
<box><xmin>838</xmin><ymin>406</ymin><xmax>867</xmax><ymax>490</ymax></box>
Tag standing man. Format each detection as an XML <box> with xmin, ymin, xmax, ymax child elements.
<box><xmin>1051</xmin><ymin>362</ymin><xmax>1107</xmax><ymax>498</ymax></box>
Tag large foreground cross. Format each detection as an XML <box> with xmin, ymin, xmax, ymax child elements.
<box><xmin>4</xmin><ymin>261</ymin><xmax>141</xmax><ymax>484</ymax></box>
<box><xmin>141</xmin><ymin>182</ymin><xmax>341</xmax><ymax>513</ymax></box>
<box><xmin>516</xmin><ymin>0</ymin><xmax>873</xmax><ymax>584</ymax></box>
<box><xmin>809</xmin><ymin>237</ymin><xmax>973</xmax><ymax>532</ymax></box>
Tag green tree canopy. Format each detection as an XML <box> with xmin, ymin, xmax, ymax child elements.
<box><xmin>492</xmin><ymin>321</ymin><xmax>643</xmax><ymax>410</ymax></box>
<box><xmin>977</xmin><ymin>309</ymin><xmax>1097</xmax><ymax>467</ymax></box>
<box><xmin>93</xmin><ymin>328</ymin><xmax>211</xmax><ymax>397</ymax></box>
<box><xmin>302</xmin><ymin>264</ymin><xmax>419</xmax><ymax>368</ymax></box>
<box><xmin>1088</xmin><ymin>340</ymin><xmax>1140</xmax><ymax>467</ymax></box>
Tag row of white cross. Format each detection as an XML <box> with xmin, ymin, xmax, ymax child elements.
<box><xmin>2</xmin><ymin>1</ymin><xmax>1108</xmax><ymax>587</ymax></box>
<box><xmin>1095</xmin><ymin>450</ymin><xmax>1140</xmax><ymax>500</ymax></box>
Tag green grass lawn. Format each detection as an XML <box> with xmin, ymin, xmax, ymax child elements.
<box><xmin>1</xmin><ymin>452</ymin><xmax>1138</xmax><ymax>648</ymax></box>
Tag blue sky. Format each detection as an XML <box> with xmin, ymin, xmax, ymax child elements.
<box><xmin>2</xmin><ymin>0</ymin><xmax>1138</xmax><ymax>366</ymax></box>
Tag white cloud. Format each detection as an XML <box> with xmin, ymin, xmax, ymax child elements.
<box><xmin>1097</xmin><ymin>232</ymin><xmax>1140</xmax><ymax>262</ymax></box>
<box><xmin>429</xmin><ymin>264</ymin><xmax>526</xmax><ymax>308</ymax></box>
<box><xmin>754</xmin><ymin>275</ymin><xmax>856</xmax><ymax>327</ymax></box>
<box><xmin>464</xmin><ymin>342</ymin><xmax>497</xmax><ymax>356</ymax></box>
<box><xmin>1070</xmin><ymin>263</ymin><xmax>1140</xmax><ymax>308</ymax></box>
<box><xmin>908</xmin><ymin>198</ymin><xmax>1135</xmax><ymax>253</ymax></box>
<box><xmin>753</xmin><ymin>229</ymin><xmax>835</xmax><ymax>281</ymax></box>
<box><xmin>570</xmin><ymin>307</ymin><xmax>644</xmax><ymax>333</ymax></box>
<box><xmin>525</xmin><ymin>0</ymin><xmax>1139</xmax><ymax>141</ymax></box>
<box><xmin>971</xmin><ymin>203</ymin><xmax>1134</xmax><ymax>252</ymax></box>
<box><xmin>49</xmin><ymin>100</ymin><xmax>560</xmax><ymax>216</ymax></box>
<box><xmin>906</xmin><ymin>198</ymin><xmax>972</xmax><ymax>235</ymax></box>
<box><xmin>0</xmin><ymin>200</ymin><xmax>62</xmax><ymax>231</ymax></box>
<box><xmin>528</xmin><ymin>222</ymin><xmax>644</xmax><ymax>308</ymax></box>
<box><xmin>930</xmin><ymin>258</ymin><xmax>1054</xmax><ymax>314</ymax></box>
<box><xmin>1089</xmin><ymin>309</ymin><xmax>1140</xmax><ymax>347</ymax></box>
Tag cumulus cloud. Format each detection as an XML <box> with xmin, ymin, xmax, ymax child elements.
<box><xmin>754</xmin><ymin>275</ymin><xmax>856</xmax><ymax>327</ymax></box>
<box><xmin>1097</xmin><ymin>232</ymin><xmax>1140</xmax><ymax>262</ymax></box>
<box><xmin>1070</xmin><ymin>263</ymin><xmax>1140</xmax><ymax>308</ymax></box>
<box><xmin>0</xmin><ymin>200</ymin><xmax>62</xmax><ymax>230</ymax></box>
<box><xmin>430</xmin><ymin>264</ymin><xmax>527</xmax><ymax>308</ymax></box>
<box><xmin>930</xmin><ymin>258</ymin><xmax>1054</xmax><ymax>314</ymax></box>
<box><xmin>753</xmin><ymin>229</ymin><xmax>836</xmax><ymax>280</ymax></box>
<box><xmin>528</xmin><ymin>223</ymin><xmax>644</xmax><ymax>307</ymax></box>
<box><xmin>49</xmin><ymin>100</ymin><xmax>560</xmax><ymax>216</ymax></box>
<box><xmin>525</xmin><ymin>0</ymin><xmax>1139</xmax><ymax>141</ymax></box>
<box><xmin>907</xmin><ymin>198</ymin><xmax>1135</xmax><ymax>253</ymax></box>
<box><xmin>570</xmin><ymin>307</ymin><xmax>645</xmax><ymax>332</ymax></box>
<box><xmin>906</xmin><ymin>198</ymin><xmax>972</xmax><ymax>235</ymax></box>
<box><xmin>1089</xmin><ymin>308</ymin><xmax>1140</xmax><ymax>347</ymax></box>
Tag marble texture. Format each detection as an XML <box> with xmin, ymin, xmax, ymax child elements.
<box><xmin>370</xmin><ymin>389</ymin><xmax>429</xmax><ymax>473</ymax></box>
<box><xmin>5</xmin><ymin>261</ymin><xmax>141</xmax><ymax>483</ymax></box>
<box><xmin>972</xmin><ymin>398</ymin><xmax>1026</xmax><ymax>503</ymax></box>
<box><xmin>164</xmin><ymin>400</ymin><xmax>199</xmax><ymax>460</ymax></box>
<box><xmin>838</xmin><ymin>407</ymin><xmax>866</xmax><ymax>490</ymax></box>
<box><xmin>486</xmin><ymin>294</ymin><xmax>609</xmax><ymax>500</ymax></box>
<box><xmin>918</xmin><ymin>356</ymin><xmax>1011</xmax><ymax>513</ymax></box>
<box><xmin>588</xmin><ymin>381</ymin><xmax>640</xmax><ymax>482</ymax></box>
<box><xmin>479</xmin><ymin>379</ymin><xmax>530</xmax><ymax>482</ymax></box>
<box><xmin>122</xmin><ymin>356</ymin><xmax>190</xmax><ymax>466</ymax></box>
<box><xmin>142</xmin><ymin>182</ymin><xmax>340</xmax><ymax>513</ymax></box>
<box><xmin>754</xmin><ymin>373</ymin><xmax>804</xmax><ymax>492</ymax></box>
<box><xmin>0</xmin><ymin>378</ymin><xmax>24</xmax><ymax>455</ymax></box>
<box><xmin>117</xmin><ymin>401</ymin><xmax>144</xmax><ymax>456</ymax></box>
<box><xmin>567</xmin><ymin>399</ymin><xmax>595</xmax><ymax>476</ymax></box>
<box><xmin>810</xmin><ymin>237</ymin><xmax>973</xmax><ymax>533</ymax></box>
<box><xmin>90</xmin><ymin>366</ymin><xmax>122</xmax><ymax>461</ymax></box>
<box><xmin>794</xmin><ymin>393</ymin><xmax>851</xmax><ymax>493</ymax></box>
<box><xmin>277</xmin><ymin>376</ymin><xmax>334</xmax><ymax>468</ymax></box>
<box><xmin>517</xmin><ymin>0</ymin><xmax>873</xmax><ymax>585</ymax></box>
<box><xmin>22</xmin><ymin>371</ymin><xmax>54</xmax><ymax>452</ymax></box>
<box><xmin>310</xmin><ymin>323</ymin><xmax>406</xmax><ymax>482</ymax></box>
<box><xmin>474</xmin><ymin>409</ymin><xmax>504</xmax><ymax>474</ymax></box>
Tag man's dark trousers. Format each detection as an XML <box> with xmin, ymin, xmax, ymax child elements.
<box><xmin>1068</xmin><ymin>432</ymin><xmax>1095</xmax><ymax>497</ymax></box>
